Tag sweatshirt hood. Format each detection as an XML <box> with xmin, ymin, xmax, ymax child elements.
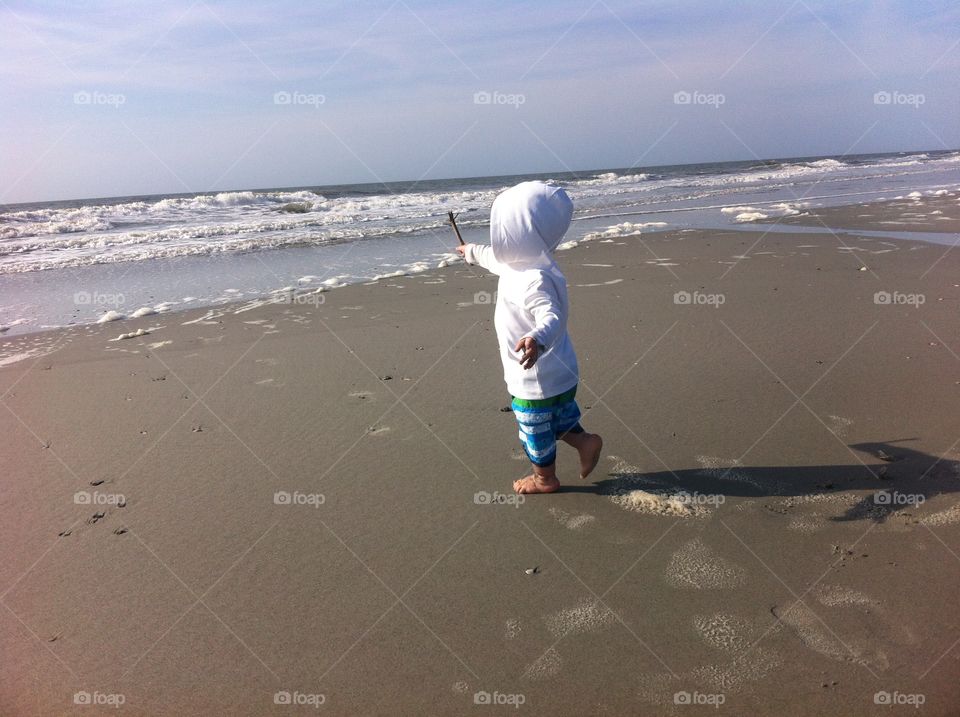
<box><xmin>489</xmin><ymin>181</ymin><xmax>573</xmax><ymax>270</ymax></box>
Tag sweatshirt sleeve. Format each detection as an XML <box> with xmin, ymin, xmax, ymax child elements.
<box><xmin>522</xmin><ymin>276</ymin><xmax>564</xmax><ymax>350</ymax></box>
<box><xmin>462</xmin><ymin>243</ymin><xmax>502</xmax><ymax>275</ymax></box>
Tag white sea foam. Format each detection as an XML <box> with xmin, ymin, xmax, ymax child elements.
<box><xmin>582</xmin><ymin>221</ymin><xmax>668</xmax><ymax>241</ymax></box>
<box><xmin>571</xmin><ymin>172</ymin><xmax>650</xmax><ymax>187</ymax></box>
<box><xmin>96</xmin><ymin>311</ymin><xmax>124</xmax><ymax>323</ymax></box>
<box><xmin>734</xmin><ymin>211</ymin><xmax>768</xmax><ymax>222</ymax></box>
<box><xmin>130</xmin><ymin>307</ymin><xmax>157</xmax><ymax>318</ymax></box>
<box><xmin>3</xmin><ymin>152</ymin><xmax>959</xmax><ymax>277</ymax></box>
<box><xmin>4</xmin><ymin>152</ymin><xmax>960</xmax><ymax>337</ymax></box>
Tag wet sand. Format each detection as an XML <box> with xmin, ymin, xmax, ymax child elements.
<box><xmin>754</xmin><ymin>188</ymin><xmax>960</xmax><ymax>234</ymax></box>
<box><xmin>2</xmin><ymin>219</ymin><xmax>960</xmax><ymax>715</ymax></box>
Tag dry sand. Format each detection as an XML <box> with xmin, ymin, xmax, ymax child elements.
<box><xmin>2</xmin><ymin>205</ymin><xmax>960</xmax><ymax>714</ymax></box>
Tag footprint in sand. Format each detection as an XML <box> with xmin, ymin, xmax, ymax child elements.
<box><xmin>771</xmin><ymin>601</ymin><xmax>889</xmax><ymax>671</ymax></box>
<box><xmin>920</xmin><ymin>501</ymin><xmax>960</xmax><ymax>526</ymax></box>
<box><xmin>604</xmin><ymin>456</ymin><xmax>713</xmax><ymax>518</ymax></box>
<box><xmin>522</xmin><ymin>648</ymin><xmax>562</xmax><ymax>681</ymax></box>
<box><xmin>665</xmin><ymin>539</ymin><xmax>747</xmax><ymax>590</ymax></box>
<box><xmin>813</xmin><ymin>585</ymin><xmax>918</xmax><ymax>647</ymax></box>
<box><xmin>696</xmin><ymin>455</ymin><xmax>768</xmax><ymax>493</ymax></box>
<box><xmin>690</xmin><ymin>647</ymin><xmax>783</xmax><ymax>693</ymax></box>
<box><xmin>548</xmin><ymin>507</ymin><xmax>596</xmax><ymax>530</ymax></box>
<box><xmin>693</xmin><ymin>613</ymin><xmax>752</xmax><ymax>653</ymax></box>
<box><xmin>826</xmin><ymin>415</ymin><xmax>853</xmax><ymax>438</ymax></box>
<box><xmin>520</xmin><ymin>599</ymin><xmax>617</xmax><ymax>681</ymax></box>
<box><xmin>543</xmin><ymin>598</ymin><xmax>617</xmax><ymax>638</ymax></box>
<box><xmin>638</xmin><ymin>612</ymin><xmax>782</xmax><ymax>705</ymax></box>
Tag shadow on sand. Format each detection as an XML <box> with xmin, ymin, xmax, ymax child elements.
<box><xmin>562</xmin><ymin>439</ymin><xmax>959</xmax><ymax>523</ymax></box>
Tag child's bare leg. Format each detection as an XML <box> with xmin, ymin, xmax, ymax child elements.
<box><xmin>560</xmin><ymin>430</ymin><xmax>603</xmax><ymax>479</ymax></box>
<box><xmin>514</xmin><ymin>462</ymin><xmax>560</xmax><ymax>494</ymax></box>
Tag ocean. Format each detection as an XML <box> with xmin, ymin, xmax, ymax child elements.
<box><xmin>2</xmin><ymin>149</ymin><xmax>959</xmax><ymax>337</ymax></box>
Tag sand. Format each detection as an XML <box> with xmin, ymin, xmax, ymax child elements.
<box><xmin>2</xmin><ymin>211</ymin><xmax>960</xmax><ymax>715</ymax></box>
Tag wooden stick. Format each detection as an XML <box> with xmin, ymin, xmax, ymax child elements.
<box><xmin>447</xmin><ymin>211</ymin><xmax>465</xmax><ymax>245</ymax></box>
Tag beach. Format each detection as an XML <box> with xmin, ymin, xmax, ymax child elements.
<box><xmin>2</xmin><ymin>192</ymin><xmax>960</xmax><ymax>715</ymax></box>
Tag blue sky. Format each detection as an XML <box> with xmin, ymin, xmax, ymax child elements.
<box><xmin>1</xmin><ymin>0</ymin><xmax>958</xmax><ymax>203</ymax></box>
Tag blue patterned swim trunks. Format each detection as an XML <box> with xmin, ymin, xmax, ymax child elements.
<box><xmin>511</xmin><ymin>385</ymin><xmax>584</xmax><ymax>467</ymax></box>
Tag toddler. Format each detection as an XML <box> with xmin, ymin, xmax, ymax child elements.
<box><xmin>456</xmin><ymin>181</ymin><xmax>602</xmax><ymax>494</ymax></box>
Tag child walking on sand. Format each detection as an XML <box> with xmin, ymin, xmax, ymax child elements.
<box><xmin>456</xmin><ymin>181</ymin><xmax>602</xmax><ymax>494</ymax></box>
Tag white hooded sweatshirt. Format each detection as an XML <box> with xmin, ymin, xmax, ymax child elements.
<box><xmin>462</xmin><ymin>181</ymin><xmax>579</xmax><ymax>400</ymax></box>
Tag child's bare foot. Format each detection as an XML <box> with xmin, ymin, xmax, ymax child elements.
<box><xmin>513</xmin><ymin>474</ymin><xmax>560</xmax><ymax>494</ymax></box>
<box><xmin>578</xmin><ymin>433</ymin><xmax>603</xmax><ymax>479</ymax></box>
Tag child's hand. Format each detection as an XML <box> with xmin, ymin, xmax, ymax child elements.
<box><xmin>515</xmin><ymin>337</ymin><xmax>540</xmax><ymax>369</ymax></box>
<box><xmin>455</xmin><ymin>244</ymin><xmax>467</xmax><ymax>257</ymax></box>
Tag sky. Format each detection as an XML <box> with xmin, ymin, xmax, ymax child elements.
<box><xmin>1</xmin><ymin>0</ymin><xmax>958</xmax><ymax>204</ymax></box>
